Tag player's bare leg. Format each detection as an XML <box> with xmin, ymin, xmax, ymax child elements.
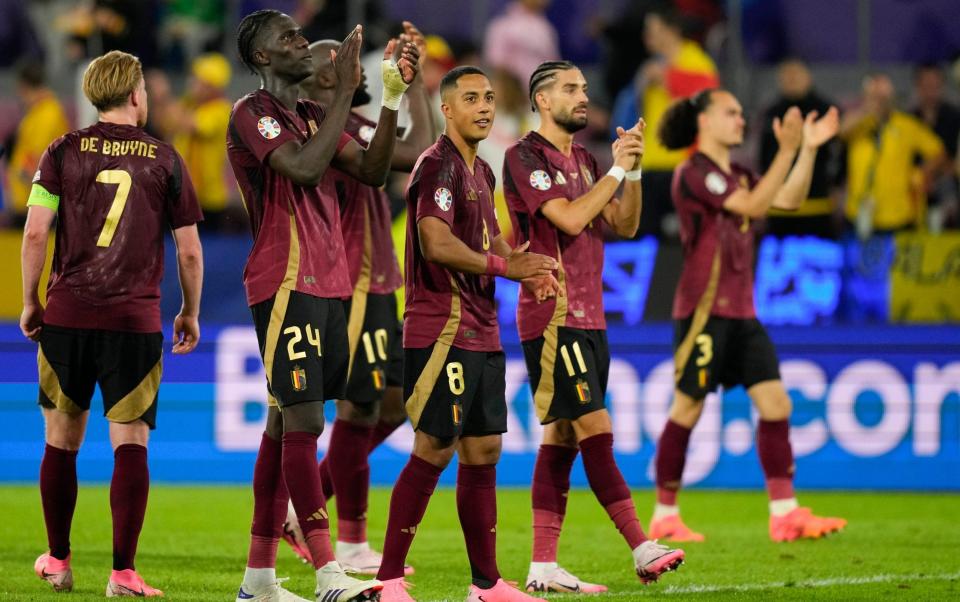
<box><xmin>572</xmin><ymin>409</ymin><xmax>684</xmax><ymax>583</ymax></box>
<box><xmin>105</xmin><ymin>419</ymin><xmax>163</xmax><ymax>597</ymax></box>
<box><xmin>650</xmin><ymin>391</ymin><xmax>706</xmax><ymax>542</ymax></box>
<box><xmin>35</xmin><ymin>408</ymin><xmax>88</xmax><ymax>593</ymax></box>
<box><xmin>749</xmin><ymin>380</ymin><xmax>846</xmax><ymax>542</ymax></box>
<box><xmin>526</xmin><ymin>420</ymin><xmax>607</xmax><ymax>594</ymax></box>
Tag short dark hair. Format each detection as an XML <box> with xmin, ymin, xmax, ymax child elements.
<box><xmin>15</xmin><ymin>58</ymin><xmax>45</xmax><ymax>89</ymax></box>
<box><xmin>440</xmin><ymin>65</ymin><xmax>488</xmax><ymax>98</ymax></box>
<box><xmin>914</xmin><ymin>62</ymin><xmax>944</xmax><ymax>81</ymax></box>
<box><xmin>658</xmin><ymin>88</ymin><xmax>719</xmax><ymax>150</ymax></box>
<box><xmin>528</xmin><ymin>60</ymin><xmax>577</xmax><ymax>112</ymax></box>
<box><xmin>648</xmin><ymin>7</ymin><xmax>685</xmax><ymax>34</ymax></box>
<box><xmin>237</xmin><ymin>9</ymin><xmax>283</xmax><ymax>74</ymax></box>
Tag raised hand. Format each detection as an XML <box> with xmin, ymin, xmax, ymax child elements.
<box><xmin>616</xmin><ymin>118</ymin><xmax>646</xmax><ymax>170</ymax></box>
<box><xmin>402</xmin><ymin>21</ymin><xmax>427</xmax><ymax>68</ymax></box>
<box><xmin>332</xmin><ymin>25</ymin><xmax>363</xmax><ymax>91</ymax></box>
<box><xmin>803</xmin><ymin>106</ymin><xmax>839</xmax><ymax>149</ymax></box>
<box><xmin>612</xmin><ymin>133</ymin><xmax>645</xmax><ymax>170</ymax></box>
<box><xmin>393</xmin><ymin>35</ymin><xmax>420</xmax><ymax>84</ymax></box>
<box><xmin>773</xmin><ymin>105</ymin><xmax>803</xmax><ymax>152</ymax></box>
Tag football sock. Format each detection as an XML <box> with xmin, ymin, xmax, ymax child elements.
<box><xmin>376</xmin><ymin>455</ymin><xmax>441</xmax><ymax>581</ymax></box>
<box><xmin>326</xmin><ymin>420</ymin><xmax>374</xmax><ymax>544</ymax></box>
<box><xmin>531</xmin><ymin>444</ymin><xmax>578</xmax><ymax>563</ymax></box>
<box><xmin>318</xmin><ymin>456</ymin><xmax>334</xmax><ymax>501</ymax></box>
<box><xmin>248</xmin><ymin>433</ymin><xmax>287</xmax><ymax>569</ymax></box>
<box><xmin>39</xmin><ymin>444</ymin><xmax>78</xmax><ymax>561</ymax></box>
<box><xmin>369</xmin><ymin>419</ymin><xmax>402</xmax><ymax>451</ymax></box>
<box><xmin>757</xmin><ymin>419</ymin><xmax>796</xmax><ymax>507</ymax></box>
<box><xmin>655</xmin><ymin>420</ymin><xmax>692</xmax><ymax>506</ymax></box>
<box><xmin>241</xmin><ymin>567</ymin><xmax>276</xmax><ymax>592</ymax></box>
<box><xmin>580</xmin><ymin>433</ymin><xmax>647</xmax><ymax>549</ymax></box>
<box><xmin>111</xmin><ymin>444</ymin><xmax>149</xmax><ymax>571</ymax></box>
<box><xmin>457</xmin><ymin>463</ymin><xmax>501</xmax><ymax>588</ymax></box>
<box><xmin>282</xmin><ymin>432</ymin><xmax>334</xmax><ymax>568</ymax></box>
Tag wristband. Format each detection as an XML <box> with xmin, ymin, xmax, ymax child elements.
<box><xmin>607</xmin><ymin>166</ymin><xmax>626</xmax><ymax>183</ymax></box>
<box><xmin>381</xmin><ymin>59</ymin><xmax>410</xmax><ymax>111</ymax></box>
<box><xmin>486</xmin><ymin>253</ymin><xmax>508</xmax><ymax>277</ymax></box>
<box><xmin>625</xmin><ymin>167</ymin><xmax>642</xmax><ymax>181</ymax></box>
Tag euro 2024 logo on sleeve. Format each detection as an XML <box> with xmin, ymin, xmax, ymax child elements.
<box><xmin>434</xmin><ymin>187</ymin><xmax>453</xmax><ymax>211</ymax></box>
<box><xmin>530</xmin><ymin>169</ymin><xmax>552</xmax><ymax>191</ymax></box>
<box><xmin>257</xmin><ymin>116</ymin><xmax>282</xmax><ymax>140</ymax></box>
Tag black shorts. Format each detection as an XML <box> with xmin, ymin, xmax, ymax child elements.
<box><xmin>403</xmin><ymin>344</ymin><xmax>507</xmax><ymax>439</ymax></box>
<box><xmin>251</xmin><ymin>289</ymin><xmax>349</xmax><ymax>407</ymax></box>
<box><xmin>674</xmin><ymin>316</ymin><xmax>781</xmax><ymax>399</ymax></box>
<box><xmin>37</xmin><ymin>325</ymin><xmax>163</xmax><ymax>429</ymax></box>
<box><xmin>343</xmin><ymin>291</ymin><xmax>404</xmax><ymax>403</ymax></box>
<box><xmin>523</xmin><ymin>327</ymin><xmax>610</xmax><ymax>424</ymax></box>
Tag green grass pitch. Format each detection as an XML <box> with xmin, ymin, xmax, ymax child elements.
<box><xmin>0</xmin><ymin>486</ymin><xmax>958</xmax><ymax>600</ymax></box>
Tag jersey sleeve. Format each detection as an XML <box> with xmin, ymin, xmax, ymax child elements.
<box><xmin>912</xmin><ymin>118</ymin><xmax>946</xmax><ymax>161</ymax></box>
<box><xmin>231</xmin><ymin>97</ymin><xmax>299</xmax><ymax>165</ymax></box>
<box><xmin>504</xmin><ymin>144</ymin><xmax>563</xmax><ymax>213</ymax></box>
<box><xmin>415</xmin><ymin>156</ymin><xmax>458</xmax><ymax>228</ymax></box>
<box><xmin>165</xmin><ymin>150</ymin><xmax>204</xmax><ymax>228</ymax></box>
<box><xmin>27</xmin><ymin>140</ymin><xmax>65</xmax><ymax>211</ymax></box>
<box><xmin>678</xmin><ymin>160</ymin><xmax>730</xmax><ymax>211</ymax></box>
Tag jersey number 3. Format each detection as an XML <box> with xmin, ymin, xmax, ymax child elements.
<box><xmin>95</xmin><ymin>169</ymin><xmax>132</xmax><ymax>248</ymax></box>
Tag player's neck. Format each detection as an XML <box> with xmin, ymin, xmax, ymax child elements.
<box><xmin>98</xmin><ymin>108</ymin><xmax>139</xmax><ymax>127</ymax></box>
<box><xmin>537</xmin><ymin>121</ymin><xmax>574</xmax><ymax>156</ymax></box>
<box><xmin>445</xmin><ymin>130</ymin><xmax>479</xmax><ymax>173</ymax></box>
<box><xmin>260</xmin><ymin>76</ymin><xmax>300</xmax><ymax>110</ymax></box>
<box><xmin>698</xmin><ymin>139</ymin><xmax>732</xmax><ymax>172</ymax></box>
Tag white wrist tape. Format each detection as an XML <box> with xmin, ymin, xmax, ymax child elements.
<box><xmin>625</xmin><ymin>167</ymin><xmax>642</xmax><ymax>181</ymax></box>
<box><xmin>607</xmin><ymin>166</ymin><xmax>626</xmax><ymax>183</ymax></box>
<box><xmin>381</xmin><ymin>59</ymin><xmax>409</xmax><ymax>111</ymax></box>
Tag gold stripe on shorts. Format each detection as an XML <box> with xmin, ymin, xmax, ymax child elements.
<box><xmin>674</xmin><ymin>246</ymin><xmax>722</xmax><ymax>385</ymax></box>
<box><xmin>532</xmin><ymin>244</ymin><xmax>569</xmax><ymax>423</ymax></box>
<box><xmin>105</xmin><ymin>359</ymin><xmax>163</xmax><ymax>423</ymax></box>
<box><xmin>263</xmin><ymin>287</ymin><xmax>292</xmax><ymax>389</ymax></box>
<box><xmin>37</xmin><ymin>349</ymin><xmax>84</xmax><ymax>415</ymax></box>
<box><xmin>405</xmin><ymin>278</ymin><xmax>462</xmax><ymax>428</ymax></box>
<box><xmin>347</xmin><ymin>204</ymin><xmax>375</xmax><ymax>380</ymax></box>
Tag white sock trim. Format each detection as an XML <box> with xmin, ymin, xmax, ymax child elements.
<box><xmin>242</xmin><ymin>567</ymin><xmax>276</xmax><ymax>591</ymax></box>
<box><xmin>528</xmin><ymin>561</ymin><xmax>558</xmax><ymax>577</ymax></box>
<box><xmin>335</xmin><ymin>540</ymin><xmax>370</xmax><ymax>555</ymax></box>
<box><xmin>770</xmin><ymin>498</ymin><xmax>799</xmax><ymax>516</ymax></box>
<box><xmin>653</xmin><ymin>503</ymin><xmax>680</xmax><ymax>521</ymax></box>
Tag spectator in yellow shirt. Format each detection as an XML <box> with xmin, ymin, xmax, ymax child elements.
<box><xmin>6</xmin><ymin>60</ymin><xmax>69</xmax><ymax>225</ymax></box>
<box><xmin>168</xmin><ymin>53</ymin><xmax>234</xmax><ymax>230</ymax></box>
<box><xmin>841</xmin><ymin>73</ymin><xmax>947</xmax><ymax>237</ymax></box>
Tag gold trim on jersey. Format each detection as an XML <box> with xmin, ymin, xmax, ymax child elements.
<box><xmin>674</xmin><ymin>246</ymin><xmax>722</xmax><ymax>386</ymax></box>
<box><xmin>533</xmin><ymin>244</ymin><xmax>569</xmax><ymax>423</ymax></box>
<box><xmin>263</xmin><ymin>288</ymin><xmax>293</xmax><ymax>391</ymax></box>
<box><xmin>346</xmin><ymin>203</ymin><xmax>374</xmax><ymax>380</ymax></box>
<box><xmin>105</xmin><ymin>360</ymin><xmax>162</xmax><ymax>423</ymax></box>
<box><xmin>37</xmin><ymin>349</ymin><xmax>84</xmax><ymax>415</ymax></box>
<box><xmin>281</xmin><ymin>203</ymin><xmax>301</xmax><ymax>289</ymax></box>
<box><xmin>405</xmin><ymin>277</ymin><xmax>462</xmax><ymax>428</ymax></box>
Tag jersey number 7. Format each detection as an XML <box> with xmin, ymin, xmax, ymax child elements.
<box><xmin>95</xmin><ymin>169</ymin><xmax>132</xmax><ymax>248</ymax></box>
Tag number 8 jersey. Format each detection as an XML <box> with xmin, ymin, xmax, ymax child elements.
<box><xmin>29</xmin><ymin>122</ymin><xmax>203</xmax><ymax>333</ymax></box>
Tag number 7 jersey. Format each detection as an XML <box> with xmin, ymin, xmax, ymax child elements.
<box><xmin>29</xmin><ymin>122</ymin><xmax>203</xmax><ymax>333</ymax></box>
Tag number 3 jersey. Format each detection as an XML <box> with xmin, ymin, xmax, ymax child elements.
<box><xmin>403</xmin><ymin>135</ymin><xmax>501</xmax><ymax>352</ymax></box>
<box><xmin>29</xmin><ymin>122</ymin><xmax>203</xmax><ymax>333</ymax></box>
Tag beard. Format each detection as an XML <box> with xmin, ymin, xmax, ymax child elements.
<box><xmin>555</xmin><ymin>106</ymin><xmax>588</xmax><ymax>133</ymax></box>
<box><xmin>351</xmin><ymin>85</ymin><xmax>372</xmax><ymax>108</ymax></box>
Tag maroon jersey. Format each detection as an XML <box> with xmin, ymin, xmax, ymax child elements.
<box><xmin>403</xmin><ymin>135</ymin><xmax>501</xmax><ymax>351</ymax></box>
<box><xmin>330</xmin><ymin>112</ymin><xmax>402</xmax><ymax>294</ymax></box>
<box><xmin>227</xmin><ymin>90</ymin><xmax>353</xmax><ymax>305</ymax></box>
<box><xmin>31</xmin><ymin>122</ymin><xmax>202</xmax><ymax>333</ymax></box>
<box><xmin>504</xmin><ymin>131</ymin><xmax>606</xmax><ymax>341</ymax></box>
<box><xmin>672</xmin><ymin>151</ymin><xmax>759</xmax><ymax>319</ymax></box>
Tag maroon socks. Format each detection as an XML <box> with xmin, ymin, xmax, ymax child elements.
<box><xmin>580</xmin><ymin>433</ymin><xmax>646</xmax><ymax>549</ymax></box>
<box><xmin>248</xmin><ymin>433</ymin><xmax>288</xmax><ymax>568</ymax></box>
<box><xmin>39</xmin><ymin>444</ymin><xmax>79</xmax><ymax>561</ymax></box>
<box><xmin>325</xmin><ymin>420</ymin><xmax>375</xmax><ymax>543</ymax></box>
<box><xmin>457</xmin><ymin>464</ymin><xmax>501</xmax><ymax>588</ymax></box>
<box><xmin>110</xmin><ymin>444</ymin><xmax>149</xmax><ymax>571</ymax></box>
<box><xmin>376</xmin><ymin>455</ymin><xmax>442</xmax><ymax>581</ymax></box>
<box><xmin>655</xmin><ymin>420</ymin><xmax>692</xmax><ymax>505</ymax></box>
<box><xmin>530</xmin><ymin>444</ymin><xmax>578</xmax><ymax>562</ymax></box>
<box><xmin>282</xmin><ymin>431</ymin><xmax>333</xmax><ymax>568</ymax></box>
<box><xmin>757</xmin><ymin>419</ymin><xmax>796</xmax><ymax>501</ymax></box>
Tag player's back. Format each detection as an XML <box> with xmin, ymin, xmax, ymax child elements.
<box><xmin>34</xmin><ymin>121</ymin><xmax>199</xmax><ymax>333</ymax></box>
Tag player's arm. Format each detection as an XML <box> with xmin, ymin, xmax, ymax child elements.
<box><xmin>334</xmin><ymin>36</ymin><xmax>421</xmax><ymax>185</ymax></box>
<box><xmin>418</xmin><ymin>216</ymin><xmax>557</xmax><ymax>281</ymax></box>
<box><xmin>771</xmin><ymin>107</ymin><xmax>840</xmax><ymax>211</ymax></box>
<box><xmin>492</xmin><ymin>235</ymin><xmax>561</xmax><ymax>302</ymax></box>
<box><xmin>537</xmin><ymin>134</ymin><xmax>643</xmax><ymax>237</ymax></box>
<box><xmin>20</xmin><ymin>205</ymin><xmax>56</xmax><ymax>341</ymax></box>
<box><xmin>391</xmin><ymin>22</ymin><xmax>436</xmax><ymax>171</ymax></box>
<box><xmin>268</xmin><ymin>26</ymin><xmax>365</xmax><ymax>187</ymax></box>
<box><xmin>171</xmin><ymin>225</ymin><xmax>203</xmax><ymax>354</ymax></box>
<box><xmin>601</xmin><ymin>120</ymin><xmax>645</xmax><ymax>237</ymax></box>
<box><xmin>722</xmin><ymin>107</ymin><xmax>803</xmax><ymax>218</ymax></box>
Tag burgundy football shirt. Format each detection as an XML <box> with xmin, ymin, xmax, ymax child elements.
<box><xmin>504</xmin><ymin>131</ymin><xmax>606</xmax><ymax>341</ymax></box>
<box><xmin>672</xmin><ymin>151</ymin><xmax>759</xmax><ymax>319</ymax></box>
<box><xmin>330</xmin><ymin>112</ymin><xmax>402</xmax><ymax>294</ymax></box>
<box><xmin>227</xmin><ymin>89</ymin><xmax>353</xmax><ymax>305</ymax></box>
<box><xmin>32</xmin><ymin>121</ymin><xmax>202</xmax><ymax>333</ymax></box>
<box><xmin>403</xmin><ymin>135</ymin><xmax>501</xmax><ymax>352</ymax></box>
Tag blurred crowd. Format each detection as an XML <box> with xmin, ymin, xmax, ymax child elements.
<box><xmin>1</xmin><ymin>0</ymin><xmax>959</xmax><ymax>240</ymax></box>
